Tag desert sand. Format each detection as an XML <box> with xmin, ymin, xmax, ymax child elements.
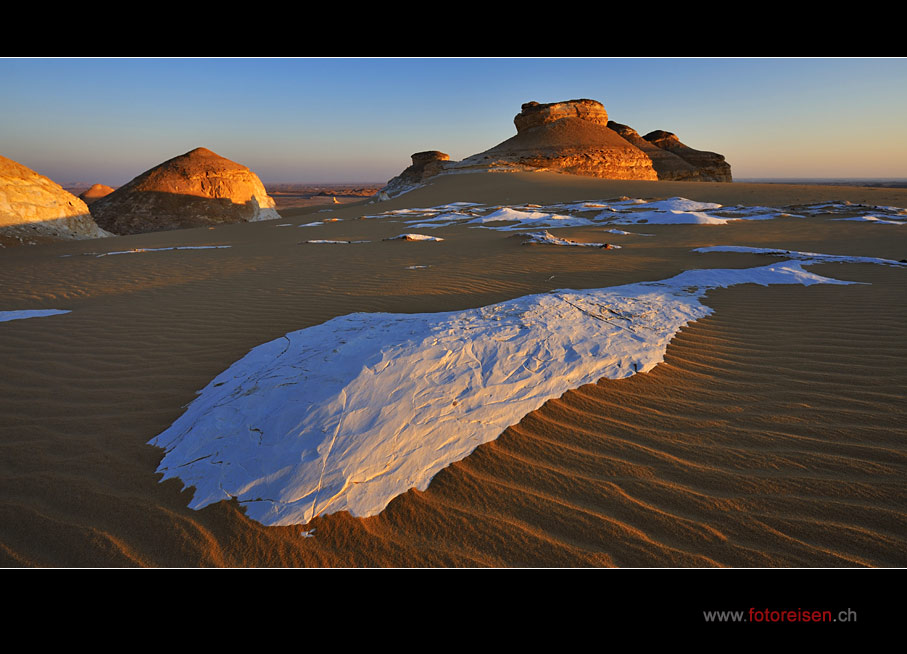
<box><xmin>266</xmin><ymin>184</ymin><xmax>382</xmax><ymax>211</ymax></box>
<box><xmin>0</xmin><ymin>171</ymin><xmax>905</xmax><ymax>567</ymax></box>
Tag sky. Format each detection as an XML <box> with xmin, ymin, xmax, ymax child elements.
<box><xmin>1</xmin><ymin>57</ymin><xmax>905</xmax><ymax>186</ymax></box>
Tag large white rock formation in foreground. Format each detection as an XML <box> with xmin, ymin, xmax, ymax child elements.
<box><xmin>149</xmin><ymin>255</ymin><xmax>892</xmax><ymax>527</ymax></box>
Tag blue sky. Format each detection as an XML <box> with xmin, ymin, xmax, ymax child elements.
<box><xmin>2</xmin><ymin>57</ymin><xmax>905</xmax><ymax>185</ymax></box>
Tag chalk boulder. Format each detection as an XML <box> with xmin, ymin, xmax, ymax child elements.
<box><xmin>0</xmin><ymin>154</ymin><xmax>111</xmax><ymax>243</ymax></box>
<box><xmin>89</xmin><ymin>147</ymin><xmax>281</xmax><ymax>235</ymax></box>
<box><xmin>78</xmin><ymin>184</ymin><xmax>116</xmax><ymax>204</ymax></box>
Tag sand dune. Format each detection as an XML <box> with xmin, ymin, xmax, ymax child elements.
<box><xmin>0</xmin><ymin>171</ymin><xmax>905</xmax><ymax>567</ymax></box>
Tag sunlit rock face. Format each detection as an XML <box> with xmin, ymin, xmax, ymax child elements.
<box><xmin>89</xmin><ymin>147</ymin><xmax>281</xmax><ymax>235</ymax></box>
<box><xmin>0</xmin><ymin>154</ymin><xmax>111</xmax><ymax>243</ymax></box>
<box><xmin>643</xmin><ymin>130</ymin><xmax>733</xmax><ymax>182</ymax></box>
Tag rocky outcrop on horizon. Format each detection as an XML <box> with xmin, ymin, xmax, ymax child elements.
<box><xmin>78</xmin><ymin>183</ymin><xmax>116</xmax><ymax>204</ymax></box>
<box><xmin>642</xmin><ymin>130</ymin><xmax>732</xmax><ymax>182</ymax></box>
<box><xmin>378</xmin><ymin>98</ymin><xmax>732</xmax><ymax>197</ymax></box>
<box><xmin>89</xmin><ymin>147</ymin><xmax>281</xmax><ymax>235</ymax></box>
<box><xmin>0</xmin><ymin>154</ymin><xmax>112</xmax><ymax>244</ymax></box>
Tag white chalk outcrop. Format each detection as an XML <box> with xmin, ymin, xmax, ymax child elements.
<box><xmin>0</xmin><ymin>154</ymin><xmax>111</xmax><ymax>243</ymax></box>
<box><xmin>363</xmin><ymin>198</ymin><xmax>801</xmax><ymax>231</ymax></box>
<box><xmin>522</xmin><ymin>230</ymin><xmax>619</xmax><ymax>248</ymax></box>
<box><xmin>0</xmin><ymin>309</ymin><xmax>71</xmax><ymax>323</ymax></box>
<box><xmin>150</xmin><ymin>257</ymin><xmax>883</xmax><ymax>527</ymax></box>
<box><xmin>89</xmin><ymin>147</ymin><xmax>281</xmax><ymax>235</ymax></box>
<box><xmin>694</xmin><ymin>246</ymin><xmax>907</xmax><ymax>267</ymax></box>
<box><xmin>384</xmin><ymin>233</ymin><xmax>444</xmax><ymax>241</ymax></box>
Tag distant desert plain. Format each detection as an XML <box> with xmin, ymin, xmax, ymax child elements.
<box><xmin>1</xmin><ymin>99</ymin><xmax>905</xmax><ymax>568</ymax></box>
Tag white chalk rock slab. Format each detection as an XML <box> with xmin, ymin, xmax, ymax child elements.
<box><xmin>385</xmin><ymin>234</ymin><xmax>444</xmax><ymax>241</ymax></box>
<box><xmin>693</xmin><ymin>246</ymin><xmax>907</xmax><ymax>267</ymax></box>
<box><xmin>151</xmin><ymin>260</ymin><xmax>862</xmax><ymax>527</ymax></box>
<box><xmin>522</xmin><ymin>231</ymin><xmax>618</xmax><ymax>248</ymax></box>
<box><xmin>0</xmin><ymin>309</ymin><xmax>70</xmax><ymax>323</ymax></box>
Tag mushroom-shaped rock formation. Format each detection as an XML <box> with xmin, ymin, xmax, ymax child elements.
<box><xmin>0</xmin><ymin>154</ymin><xmax>111</xmax><ymax>244</ymax></box>
<box><xmin>89</xmin><ymin>147</ymin><xmax>281</xmax><ymax>235</ymax></box>
<box><xmin>642</xmin><ymin>130</ymin><xmax>732</xmax><ymax>182</ymax></box>
<box><xmin>78</xmin><ymin>184</ymin><xmax>116</xmax><ymax>204</ymax></box>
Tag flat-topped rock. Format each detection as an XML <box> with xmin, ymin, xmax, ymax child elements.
<box><xmin>89</xmin><ymin>147</ymin><xmax>281</xmax><ymax>235</ymax></box>
<box><xmin>643</xmin><ymin>130</ymin><xmax>732</xmax><ymax>182</ymax></box>
<box><xmin>514</xmin><ymin>99</ymin><xmax>610</xmax><ymax>132</ymax></box>
<box><xmin>0</xmin><ymin>154</ymin><xmax>111</xmax><ymax>244</ymax></box>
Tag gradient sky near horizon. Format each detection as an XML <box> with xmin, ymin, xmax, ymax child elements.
<box><xmin>2</xmin><ymin>57</ymin><xmax>906</xmax><ymax>186</ymax></box>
